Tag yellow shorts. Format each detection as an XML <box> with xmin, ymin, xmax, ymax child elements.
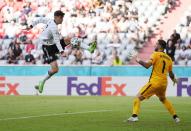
<box><xmin>139</xmin><ymin>81</ymin><xmax>167</xmax><ymax>99</ymax></box>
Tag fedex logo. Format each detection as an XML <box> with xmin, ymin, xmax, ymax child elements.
<box><xmin>0</xmin><ymin>76</ymin><xmax>20</xmax><ymax>95</ymax></box>
<box><xmin>177</xmin><ymin>78</ymin><xmax>191</xmax><ymax>96</ymax></box>
<box><xmin>67</xmin><ymin>77</ymin><xmax>126</xmax><ymax>96</ymax></box>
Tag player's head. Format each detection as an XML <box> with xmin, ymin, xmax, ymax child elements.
<box><xmin>54</xmin><ymin>10</ymin><xmax>65</xmax><ymax>25</ymax></box>
<box><xmin>155</xmin><ymin>39</ymin><xmax>166</xmax><ymax>51</ymax></box>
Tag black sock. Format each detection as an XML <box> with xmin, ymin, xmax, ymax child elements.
<box><xmin>173</xmin><ymin>114</ymin><xmax>178</xmax><ymax>119</ymax></box>
<box><xmin>132</xmin><ymin>114</ymin><xmax>138</xmax><ymax>117</ymax></box>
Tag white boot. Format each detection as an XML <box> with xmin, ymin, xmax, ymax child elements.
<box><xmin>124</xmin><ymin>116</ymin><xmax>139</xmax><ymax>122</ymax></box>
<box><xmin>174</xmin><ymin>117</ymin><xmax>180</xmax><ymax>123</ymax></box>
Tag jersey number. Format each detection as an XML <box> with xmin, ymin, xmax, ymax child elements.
<box><xmin>162</xmin><ymin>60</ymin><xmax>166</xmax><ymax>73</ymax></box>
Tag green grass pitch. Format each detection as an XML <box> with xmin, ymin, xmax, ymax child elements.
<box><xmin>0</xmin><ymin>96</ymin><xmax>190</xmax><ymax>131</ymax></box>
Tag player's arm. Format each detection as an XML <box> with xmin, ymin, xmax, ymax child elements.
<box><xmin>136</xmin><ymin>52</ymin><xmax>158</xmax><ymax>69</ymax></box>
<box><xmin>136</xmin><ymin>56</ymin><xmax>152</xmax><ymax>69</ymax></box>
<box><xmin>62</xmin><ymin>37</ymin><xmax>72</xmax><ymax>45</ymax></box>
<box><xmin>168</xmin><ymin>62</ymin><xmax>178</xmax><ymax>85</ymax></box>
<box><xmin>29</xmin><ymin>17</ymin><xmax>50</xmax><ymax>29</ymax></box>
<box><xmin>169</xmin><ymin>71</ymin><xmax>178</xmax><ymax>85</ymax></box>
<box><xmin>51</xmin><ymin>27</ymin><xmax>64</xmax><ymax>53</ymax></box>
<box><xmin>60</xmin><ymin>37</ymin><xmax>72</xmax><ymax>50</ymax></box>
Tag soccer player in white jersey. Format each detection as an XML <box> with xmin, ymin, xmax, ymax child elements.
<box><xmin>29</xmin><ymin>10</ymin><xmax>97</xmax><ymax>93</ymax></box>
<box><xmin>28</xmin><ymin>10</ymin><xmax>67</xmax><ymax>93</ymax></box>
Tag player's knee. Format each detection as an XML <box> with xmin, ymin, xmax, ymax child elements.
<box><xmin>136</xmin><ymin>94</ymin><xmax>145</xmax><ymax>101</ymax></box>
<box><xmin>52</xmin><ymin>68</ymin><xmax>59</xmax><ymax>73</ymax></box>
<box><xmin>55</xmin><ymin>68</ymin><xmax>59</xmax><ymax>73</ymax></box>
<box><xmin>159</xmin><ymin>97</ymin><xmax>166</xmax><ymax>102</ymax></box>
<box><xmin>134</xmin><ymin>96</ymin><xmax>145</xmax><ymax>101</ymax></box>
<box><xmin>139</xmin><ymin>96</ymin><xmax>145</xmax><ymax>101</ymax></box>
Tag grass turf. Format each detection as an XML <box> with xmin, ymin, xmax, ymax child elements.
<box><xmin>0</xmin><ymin>96</ymin><xmax>190</xmax><ymax>131</ymax></box>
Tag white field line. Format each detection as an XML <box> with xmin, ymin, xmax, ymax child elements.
<box><xmin>0</xmin><ymin>109</ymin><xmax>189</xmax><ymax>121</ymax></box>
<box><xmin>0</xmin><ymin>109</ymin><xmax>112</xmax><ymax>121</ymax></box>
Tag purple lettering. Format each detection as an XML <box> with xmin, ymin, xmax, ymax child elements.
<box><xmin>67</xmin><ymin>77</ymin><xmax>77</xmax><ymax>95</ymax></box>
<box><xmin>177</xmin><ymin>78</ymin><xmax>191</xmax><ymax>96</ymax></box>
<box><xmin>89</xmin><ymin>77</ymin><xmax>101</xmax><ymax>95</ymax></box>
<box><xmin>77</xmin><ymin>83</ymin><xmax>88</xmax><ymax>95</ymax></box>
<box><xmin>67</xmin><ymin>77</ymin><xmax>102</xmax><ymax>96</ymax></box>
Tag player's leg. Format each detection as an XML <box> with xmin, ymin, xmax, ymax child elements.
<box><xmin>38</xmin><ymin>60</ymin><xmax>59</xmax><ymax>93</ymax></box>
<box><xmin>126</xmin><ymin>94</ymin><xmax>145</xmax><ymax>122</ymax></box>
<box><xmin>159</xmin><ymin>97</ymin><xmax>180</xmax><ymax>123</ymax></box>
<box><xmin>156</xmin><ymin>89</ymin><xmax>180</xmax><ymax>123</ymax></box>
<box><xmin>80</xmin><ymin>41</ymin><xmax>97</xmax><ymax>53</ymax></box>
<box><xmin>35</xmin><ymin>44</ymin><xmax>59</xmax><ymax>93</ymax></box>
<box><xmin>44</xmin><ymin>60</ymin><xmax>59</xmax><ymax>82</ymax></box>
<box><xmin>126</xmin><ymin>83</ymin><xmax>155</xmax><ymax>122</ymax></box>
<box><xmin>132</xmin><ymin>94</ymin><xmax>145</xmax><ymax>116</ymax></box>
<box><xmin>87</xmin><ymin>41</ymin><xmax>97</xmax><ymax>53</ymax></box>
<box><xmin>70</xmin><ymin>37</ymin><xmax>97</xmax><ymax>53</ymax></box>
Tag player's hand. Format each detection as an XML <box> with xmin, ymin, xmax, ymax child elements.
<box><xmin>65</xmin><ymin>44</ymin><xmax>72</xmax><ymax>49</ymax></box>
<box><xmin>173</xmin><ymin>78</ymin><xmax>178</xmax><ymax>86</ymax></box>
<box><xmin>64</xmin><ymin>37</ymin><xmax>72</xmax><ymax>45</ymax></box>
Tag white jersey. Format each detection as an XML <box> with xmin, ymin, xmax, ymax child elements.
<box><xmin>31</xmin><ymin>17</ymin><xmax>63</xmax><ymax>52</ymax></box>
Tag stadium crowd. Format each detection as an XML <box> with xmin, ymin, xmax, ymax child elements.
<box><xmin>173</xmin><ymin>6</ymin><xmax>191</xmax><ymax>66</ymax></box>
<box><xmin>0</xmin><ymin>0</ymin><xmax>189</xmax><ymax>65</ymax></box>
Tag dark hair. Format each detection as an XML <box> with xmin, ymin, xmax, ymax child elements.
<box><xmin>158</xmin><ymin>39</ymin><xmax>166</xmax><ymax>49</ymax></box>
<box><xmin>54</xmin><ymin>10</ymin><xmax>65</xmax><ymax>17</ymax></box>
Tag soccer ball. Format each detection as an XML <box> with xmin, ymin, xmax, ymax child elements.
<box><xmin>70</xmin><ymin>37</ymin><xmax>80</xmax><ymax>47</ymax></box>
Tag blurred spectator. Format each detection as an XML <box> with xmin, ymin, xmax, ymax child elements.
<box><xmin>0</xmin><ymin>44</ymin><xmax>6</xmax><ymax>59</ymax></box>
<box><xmin>188</xmin><ymin>39</ymin><xmax>191</xmax><ymax>48</ymax></box>
<box><xmin>176</xmin><ymin>45</ymin><xmax>187</xmax><ymax>65</ymax></box>
<box><xmin>25</xmin><ymin>50</ymin><xmax>35</xmax><ymax>64</ymax></box>
<box><xmin>159</xmin><ymin>0</ymin><xmax>169</xmax><ymax>15</ymax></box>
<box><xmin>110</xmin><ymin>48</ymin><xmax>122</xmax><ymax>66</ymax></box>
<box><xmin>2</xmin><ymin>3</ymin><xmax>14</xmax><ymax>22</ymax></box>
<box><xmin>36</xmin><ymin>3</ymin><xmax>49</xmax><ymax>17</ymax></box>
<box><xmin>18</xmin><ymin>31</ymin><xmax>28</xmax><ymax>43</ymax></box>
<box><xmin>75</xmin><ymin>48</ymin><xmax>83</xmax><ymax>65</ymax></box>
<box><xmin>186</xmin><ymin>45</ymin><xmax>191</xmax><ymax>65</ymax></box>
<box><xmin>0</xmin><ymin>0</ymin><xmax>174</xmax><ymax>65</ymax></box>
<box><xmin>4</xmin><ymin>20</ymin><xmax>18</xmax><ymax>39</ymax></box>
<box><xmin>160</xmin><ymin>0</ymin><xmax>179</xmax><ymax>15</ymax></box>
<box><xmin>168</xmin><ymin>0</ymin><xmax>177</xmax><ymax>9</ymax></box>
<box><xmin>22</xmin><ymin>2</ymin><xmax>32</xmax><ymax>16</ymax></box>
<box><xmin>112</xmin><ymin>55</ymin><xmax>123</xmax><ymax>66</ymax></box>
<box><xmin>91</xmin><ymin>49</ymin><xmax>103</xmax><ymax>64</ymax></box>
<box><xmin>76</xmin><ymin>25</ymin><xmax>87</xmax><ymax>38</ymax></box>
<box><xmin>7</xmin><ymin>41</ymin><xmax>22</xmax><ymax>64</ymax></box>
<box><xmin>67</xmin><ymin>48</ymin><xmax>82</xmax><ymax>65</ymax></box>
<box><xmin>186</xmin><ymin>15</ymin><xmax>191</xmax><ymax>26</ymax></box>
<box><xmin>25</xmin><ymin>40</ymin><xmax>35</xmax><ymax>53</ymax></box>
<box><xmin>166</xmin><ymin>39</ymin><xmax>176</xmax><ymax>61</ymax></box>
<box><xmin>170</xmin><ymin>29</ymin><xmax>181</xmax><ymax>46</ymax></box>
